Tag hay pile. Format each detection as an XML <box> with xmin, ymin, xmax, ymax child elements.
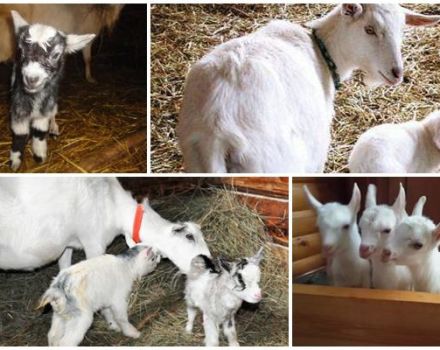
<box><xmin>0</xmin><ymin>188</ymin><xmax>288</xmax><ymax>346</ymax></box>
<box><xmin>151</xmin><ymin>4</ymin><xmax>440</xmax><ymax>173</ymax></box>
<box><xmin>0</xmin><ymin>5</ymin><xmax>146</xmax><ymax>173</ymax></box>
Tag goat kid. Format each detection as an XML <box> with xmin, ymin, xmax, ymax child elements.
<box><xmin>349</xmin><ymin>111</ymin><xmax>440</xmax><ymax>173</ymax></box>
<box><xmin>359</xmin><ymin>183</ymin><xmax>413</xmax><ymax>290</ymax></box>
<box><xmin>304</xmin><ymin>183</ymin><xmax>370</xmax><ymax>287</ymax></box>
<box><xmin>9</xmin><ymin>11</ymin><xmax>95</xmax><ymax>171</ymax></box>
<box><xmin>185</xmin><ymin>248</ymin><xmax>263</xmax><ymax>346</ymax></box>
<box><xmin>178</xmin><ymin>4</ymin><xmax>440</xmax><ymax>173</ymax></box>
<box><xmin>38</xmin><ymin>246</ymin><xmax>160</xmax><ymax>346</ymax></box>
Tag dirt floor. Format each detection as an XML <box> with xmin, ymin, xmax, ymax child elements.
<box><xmin>0</xmin><ymin>5</ymin><xmax>146</xmax><ymax>173</ymax></box>
<box><xmin>0</xmin><ymin>187</ymin><xmax>288</xmax><ymax>346</ymax></box>
<box><xmin>150</xmin><ymin>4</ymin><xmax>440</xmax><ymax>173</ymax></box>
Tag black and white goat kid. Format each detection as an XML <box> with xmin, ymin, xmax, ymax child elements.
<box><xmin>185</xmin><ymin>247</ymin><xmax>263</xmax><ymax>346</ymax></box>
<box><xmin>9</xmin><ymin>11</ymin><xmax>94</xmax><ymax>170</ymax></box>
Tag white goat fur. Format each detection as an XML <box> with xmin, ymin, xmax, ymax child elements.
<box><xmin>349</xmin><ymin>111</ymin><xmax>440</xmax><ymax>173</ymax></box>
<box><xmin>359</xmin><ymin>184</ymin><xmax>413</xmax><ymax>290</ymax></box>
<box><xmin>0</xmin><ymin>177</ymin><xmax>210</xmax><ymax>274</ymax></box>
<box><xmin>38</xmin><ymin>246</ymin><xmax>159</xmax><ymax>346</ymax></box>
<box><xmin>304</xmin><ymin>183</ymin><xmax>370</xmax><ymax>287</ymax></box>
<box><xmin>384</xmin><ymin>214</ymin><xmax>440</xmax><ymax>293</ymax></box>
<box><xmin>0</xmin><ymin>4</ymin><xmax>123</xmax><ymax>82</ymax></box>
<box><xmin>178</xmin><ymin>4</ymin><xmax>440</xmax><ymax>173</ymax></box>
<box><xmin>185</xmin><ymin>249</ymin><xmax>263</xmax><ymax>346</ymax></box>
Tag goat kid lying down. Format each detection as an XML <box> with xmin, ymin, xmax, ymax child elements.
<box><xmin>38</xmin><ymin>245</ymin><xmax>160</xmax><ymax>346</ymax></box>
<box><xmin>185</xmin><ymin>247</ymin><xmax>263</xmax><ymax>346</ymax></box>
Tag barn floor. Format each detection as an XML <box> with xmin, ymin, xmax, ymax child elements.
<box><xmin>0</xmin><ymin>5</ymin><xmax>146</xmax><ymax>173</ymax></box>
<box><xmin>151</xmin><ymin>4</ymin><xmax>440</xmax><ymax>173</ymax></box>
<box><xmin>0</xmin><ymin>187</ymin><xmax>288</xmax><ymax>346</ymax></box>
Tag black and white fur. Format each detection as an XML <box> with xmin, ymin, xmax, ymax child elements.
<box><xmin>185</xmin><ymin>247</ymin><xmax>263</xmax><ymax>346</ymax></box>
<box><xmin>9</xmin><ymin>11</ymin><xmax>95</xmax><ymax>171</ymax></box>
<box><xmin>38</xmin><ymin>245</ymin><xmax>160</xmax><ymax>346</ymax></box>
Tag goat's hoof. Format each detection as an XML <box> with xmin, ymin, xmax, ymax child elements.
<box><xmin>33</xmin><ymin>155</ymin><xmax>46</xmax><ymax>164</ymax></box>
<box><xmin>124</xmin><ymin>328</ymin><xmax>141</xmax><ymax>339</ymax></box>
<box><xmin>185</xmin><ymin>326</ymin><xmax>193</xmax><ymax>335</ymax></box>
<box><xmin>49</xmin><ymin>132</ymin><xmax>59</xmax><ymax>140</ymax></box>
<box><xmin>108</xmin><ymin>322</ymin><xmax>121</xmax><ymax>332</ymax></box>
<box><xmin>9</xmin><ymin>160</ymin><xmax>21</xmax><ymax>172</ymax></box>
<box><xmin>86</xmin><ymin>77</ymin><xmax>97</xmax><ymax>84</ymax></box>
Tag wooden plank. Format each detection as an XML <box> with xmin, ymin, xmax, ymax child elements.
<box><xmin>293</xmin><ymin>233</ymin><xmax>321</xmax><ymax>261</ymax></box>
<box><xmin>220</xmin><ymin>177</ymin><xmax>288</xmax><ymax>197</ymax></box>
<box><xmin>293</xmin><ymin>284</ymin><xmax>440</xmax><ymax>345</ymax></box>
<box><xmin>293</xmin><ymin>254</ymin><xmax>325</xmax><ymax>277</ymax></box>
<box><xmin>292</xmin><ymin>209</ymin><xmax>317</xmax><ymax>236</ymax></box>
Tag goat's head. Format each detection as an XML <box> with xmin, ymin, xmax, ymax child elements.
<box><xmin>11</xmin><ymin>11</ymin><xmax>95</xmax><ymax>94</ymax></box>
<box><xmin>304</xmin><ymin>183</ymin><xmax>361</xmax><ymax>258</ymax></box>
<box><xmin>359</xmin><ymin>183</ymin><xmax>406</xmax><ymax>259</ymax></box>
<box><xmin>310</xmin><ymin>4</ymin><xmax>440</xmax><ymax>87</ymax></box>
<box><xmin>382</xmin><ymin>215</ymin><xmax>440</xmax><ymax>266</ymax></box>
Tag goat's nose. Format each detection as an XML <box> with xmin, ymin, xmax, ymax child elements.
<box><xmin>383</xmin><ymin>249</ymin><xmax>392</xmax><ymax>257</ymax></box>
<box><xmin>25</xmin><ymin>76</ymin><xmax>39</xmax><ymax>86</ymax></box>
<box><xmin>254</xmin><ymin>291</ymin><xmax>262</xmax><ymax>300</ymax></box>
<box><xmin>391</xmin><ymin>67</ymin><xmax>403</xmax><ymax>80</ymax></box>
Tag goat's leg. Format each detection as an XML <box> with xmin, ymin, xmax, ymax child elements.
<box><xmin>58</xmin><ymin>312</ymin><xmax>93</xmax><ymax>346</ymax></box>
<box><xmin>58</xmin><ymin>248</ymin><xmax>73</xmax><ymax>270</ymax></box>
<box><xmin>31</xmin><ymin>117</ymin><xmax>50</xmax><ymax>164</ymax></box>
<box><xmin>82</xmin><ymin>45</ymin><xmax>96</xmax><ymax>83</ymax></box>
<box><xmin>203</xmin><ymin>314</ymin><xmax>219</xmax><ymax>346</ymax></box>
<box><xmin>101</xmin><ymin>307</ymin><xmax>121</xmax><ymax>332</ymax></box>
<box><xmin>185</xmin><ymin>305</ymin><xmax>198</xmax><ymax>334</ymax></box>
<box><xmin>49</xmin><ymin>105</ymin><xmax>60</xmax><ymax>138</ymax></box>
<box><xmin>111</xmin><ymin>299</ymin><xmax>140</xmax><ymax>338</ymax></box>
<box><xmin>10</xmin><ymin>119</ymin><xmax>29</xmax><ymax>171</ymax></box>
<box><xmin>48</xmin><ymin>313</ymin><xmax>65</xmax><ymax>346</ymax></box>
<box><xmin>83</xmin><ymin>241</ymin><xmax>106</xmax><ymax>259</ymax></box>
<box><xmin>223</xmin><ymin>316</ymin><xmax>239</xmax><ymax>346</ymax></box>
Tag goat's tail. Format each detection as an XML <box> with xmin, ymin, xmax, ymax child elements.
<box><xmin>36</xmin><ymin>288</ymin><xmax>67</xmax><ymax>314</ymax></box>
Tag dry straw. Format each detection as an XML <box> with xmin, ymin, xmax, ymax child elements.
<box><xmin>151</xmin><ymin>4</ymin><xmax>440</xmax><ymax>173</ymax></box>
<box><xmin>0</xmin><ymin>187</ymin><xmax>288</xmax><ymax>346</ymax></box>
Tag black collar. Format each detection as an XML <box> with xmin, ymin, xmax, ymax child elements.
<box><xmin>312</xmin><ymin>29</ymin><xmax>341</xmax><ymax>90</ymax></box>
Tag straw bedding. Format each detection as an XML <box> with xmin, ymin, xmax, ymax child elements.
<box><xmin>0</xmin><ymin>5</ymin><xmax>146</xmax><ymax>173</ymax></box>
<box><xmin>151</xmin><ymin>4</ymin><xmax>440</xmax><ymax>173</ymax></box>
<box><xmin>0</xmin><ymin>187</ymin><xmax>288</xmax><ymax>346</ymax></box>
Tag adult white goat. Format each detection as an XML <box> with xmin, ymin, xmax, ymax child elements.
<box><xmin>0</xmin><ymin>177</ymin><xmax>210</xmax><ymax>274</ymax></box>
<box><xmin>178</xmin><ymin>4</ymin><xmax>440</xmax><ymax>173</ymax></box>
<box><xmin>349</xmin><ymin>111</ymin><xmax>440</xmax><ymax>173</ymax></box>
<box><xmin>0</xmin><ymin>4</ymin><xmax>124</xmax><ymax>82</ymax></box>
<box><xmin>358</xmin><ymin>184</ymin><xmax>413</xmax><ymax>290</ymax></box>
<box><xmin>304</xmin><ymin>183</ymin><xmax>370</xmax><ymax>287</ymax></box>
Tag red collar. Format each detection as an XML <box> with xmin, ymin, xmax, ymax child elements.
<box><xmin>132</xmin><ymin>204</ymin><xmax>144</xmax><ymax>244</ymax></box>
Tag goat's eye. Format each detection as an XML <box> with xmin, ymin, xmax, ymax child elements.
<box><xmin>411</xmin><ymin>242</ymin><xmax>423</xmax><ymax>250</ymax></box>
<box><xmin>185</xmin><ymin>233</ymin><xmax>195</xmax><ymax>241</ymax></box>
<box><xmin>342</xmin><ymin>224</ymin><xmax>350</xmax><ymax>230</ymax></box>
<box><xmin>382</xmin><ymin>229</ymin><xmax>391</xmax><ymax>234</ymax></box>
<box><xmin>51</xmin><ymin>51</ymin><xmax>61</xmax><ymax>61</ymax></box>
<box><xmin>365</xmin><ymin>26</ymin><xmax>376</xmax><ymax>36</ymax></box>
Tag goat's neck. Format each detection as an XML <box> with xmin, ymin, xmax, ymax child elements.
<box><xmin>409</xmin><ymin>249</ymin><xmax>440</xmax><ymax>293</ymax></box>
<box><xmin>337</xmin><ymin>224</ymin><xmax>361</xmax><ymax>261</ymax></box>
<box><xmin>313</xmin><ymin>13</ymin><xmax>357</xmax><ymax>82</ymax></box>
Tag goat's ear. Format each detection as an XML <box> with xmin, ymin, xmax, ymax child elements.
<box><xmin>392</xmin><ymin>183</ymin><xmax>407</xmax><ymax>220</ymax></box>
<box><xmin>172</xmin><ymin>223</ymin><xmax>186</xmax><ymax>233</ymax></box>
<box><xmin>412</xmin><ymin>196</ymin><xmax>427</xmax><ymax>216</ymax></box>
<box><xmin>65</xmin><ymin>34</ymin><xmax>96</xmax><ymax>54</ymax></box>
<box><xmin>404</xmin><ymin>8</ymin><xmax>440</xmax><ymax>27</ymax></box>
<box><xmin>432</xmin><ymin>224</ymin><xmax>440</xmax><ymax>242</ymax></box>
<box><xmin>365</xmin><ymin>184</ymin><xmax>377</xmax><ymax>209</ymax></box>
<box><xmin>348</xmin><ymin>183</ymin><xmax>361</xmax><ymax>215</ymax></box>
<box><xmin>303</xmin><ymin>185</ymin><xmax>322</xmax><ymax>211</ymax></box>
<box><xmin>11</xmin><ymin>11</ymin><xmax>28</xmax><ymax>34</ymax></box>
<box><xmin>249</xmin><ymin>246</ymin><xmax>264</xmax><ymax>265</ymax></box>
<box><xmin>341</xmin><ymin>4</ymin><xmax>363</xmax><ymax>19</ymax></box>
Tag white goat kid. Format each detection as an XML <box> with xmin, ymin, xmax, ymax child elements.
<box><xmin>38</xmin><ymin>246</ymin><xmax>160</xmax><ymax>346</ymax></box>
<box><xmin>178</xmin><ymin>4</ymin><xmax>440</xmax><ymax>173</ymax></box>
<box><xmin>349</xmin><ymin>111</ymin><xmax>440</xmax><ymax>173</ymax></box>
<box><xmin>382</xmin><ymin>210</ymin><xmax>440</xmax><ymax>293</ymax></box>
<box><xmin>358</xmin><ymin>183</ymin><xmax>413</xmax><ymax>290</ymax></box>
<box><xmin>0</xmin><ymin>178</ymin><xmax>210</xmax><ymax>274</ymax></box>
<box><xmin>185</xmin><ymin>248</ymin><xmax>263</xmax><ymax>346</ymax></box>
<box><xmin>304</xmin><ymin>183</ymin><xmax>370</xmax><ymax>287</ymax></box>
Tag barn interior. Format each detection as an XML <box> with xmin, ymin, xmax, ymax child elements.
<box><xmin>0</xmin><ymin>4</ymin><xmax>146</xmax><ymax>172</ymax></box>
<box><xmin>0</xmin><ymin>177</ymin><xmax>288</xmax><ymax>346</ymax></box>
